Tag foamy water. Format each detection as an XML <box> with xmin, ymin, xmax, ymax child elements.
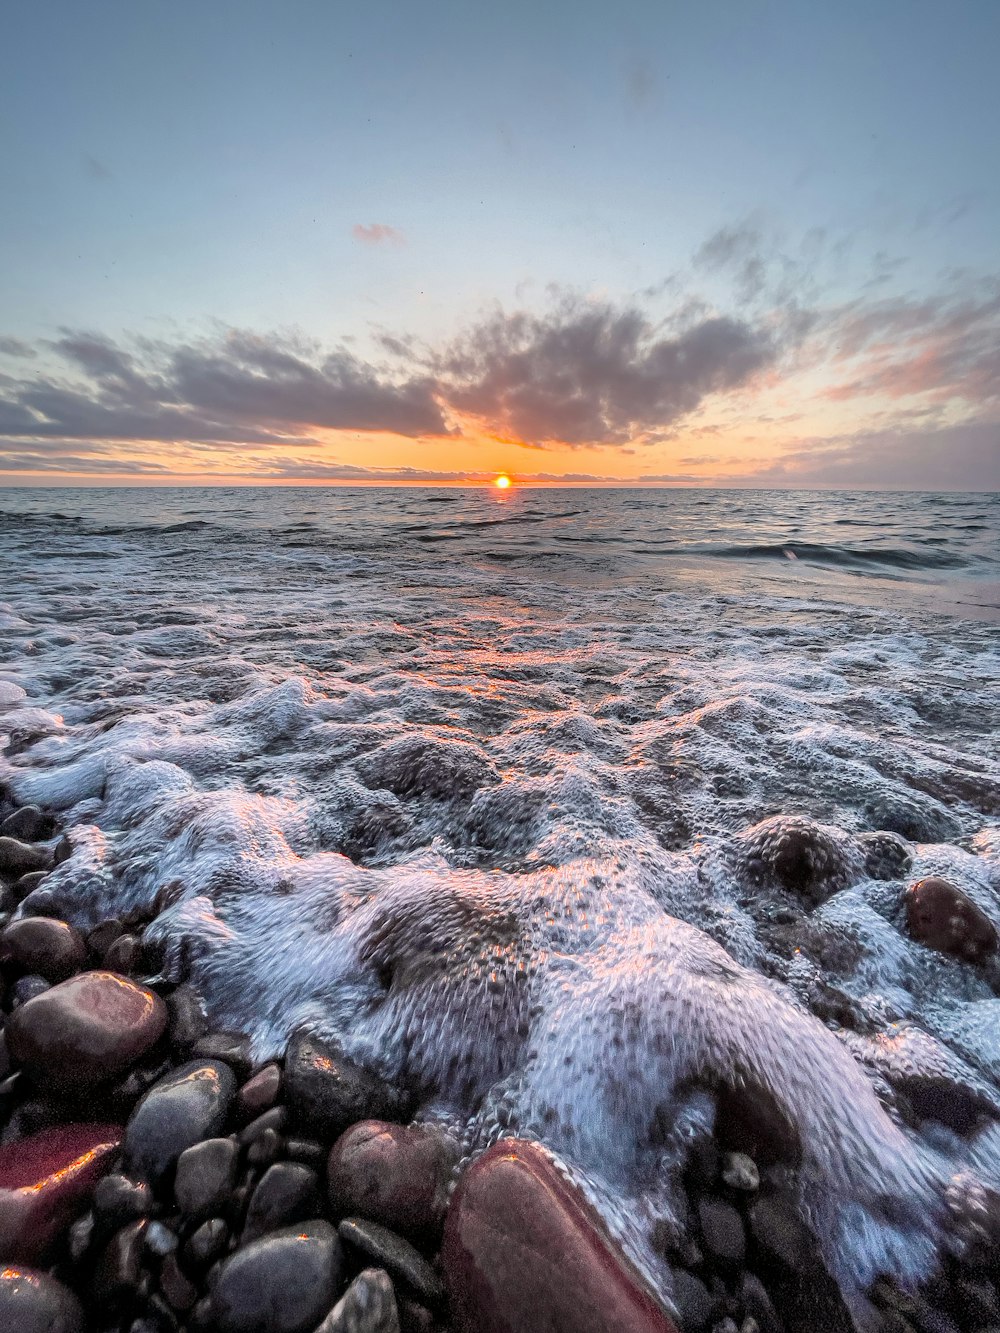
<box><xmin>1</xmin><ymin>486</ymin><xmax>999</xmax><ymax>1321</ymax></box>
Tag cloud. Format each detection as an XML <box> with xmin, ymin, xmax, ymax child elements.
<box><xmin>352</xmin><ymin>223</ymin><xmax>405</xmax><ymax>246</ymax></box>
<box><xmin>435</xmin><ymin>299</ymin><xmax>777</xmax><ymax>446</ymax></box>
<box><xmin>0</xmin><ymin>337</ymin><xmax>36</xmax><ymax>358</ymax></box>
<box><xmin>84</xmin><ymin>154</ymin><xmax>112</xmax><ymax>181</ymax></box>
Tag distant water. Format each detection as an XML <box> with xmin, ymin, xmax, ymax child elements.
<box><xmin>1</xmin><ymin>486</ymin><xmax>999</xmax><ymax>1318</ymax></box>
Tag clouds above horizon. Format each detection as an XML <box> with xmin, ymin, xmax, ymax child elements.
<box><xmin>0</xmin><ymin>223</ymin><xmax>998</xmax><ymax>488</ymax></box>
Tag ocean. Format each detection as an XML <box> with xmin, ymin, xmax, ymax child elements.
<box><xmin>1</xmin><ymin>485</ymin><xmax>999</xmax><ymax>1318</ymax></box>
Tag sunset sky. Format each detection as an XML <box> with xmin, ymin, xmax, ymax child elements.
<box><xmin>1</xmin><ymin>0</ymin><xmax>998</xmax><ymax>488</ymax></box>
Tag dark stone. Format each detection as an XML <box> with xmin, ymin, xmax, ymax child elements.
<box><xmin>145</xmin><ymin>1219</ymin><xmax>178</xmax><ymax>1256</ymax></box>
<box><xmin>284</xmin><ymin>1031</ymin><xmax>414</xmax><ymax>1139</ymax></box>
<box><xmin>327</xmin><ymin>1121</ymin><xmax>460</xmax><ymax>1241</ymax></box>
<box><xmin>123</xmin><ymin>1060</ymin><xmax>236</xmax><ymax>1183</ymax></box>
<box><xmin>0</xmin><ymin>836</ymin><xmax>51</xmax><ymax>879</ymax></box>
<box><xmin>0</xmin><ymin>1122</ymin><xmax>122</xmax><ymax>1262</ymax></box>
<box><xmin>315</xmin><ymin>1268</ymin><xmax>401</xmax><ymax>1333</ymax></box>
<box><xmin>247</xmin><ymin>1127</ymin><xmax>284</xmax><ymax>1166</ymax></box>
<box><xmin>859</xmin><ymin>831</ymin><xmax>912</xmax><ymax>881</ymax></box>
<box><xmin>210</xmin><ymin>1219</ymin><xmax>343</xmax><ymax>1333</ymax></box>
<box><xmin>905</xmin><ymin>877</ymin><xmax>998</xmax><ymax>964</ymax></box>
<box><xmin>236</xmin><ymin>1063</ymin><xmax>283</xmax><ymax>1122</ymax></box>
<box><xmin>5</xmin><ymin>970</ymin><xmax>168</xmax><ymax>1093</ymax></box>
<box><xmin>720</xmin><ymin>1152</ymin><xmax>759</xmax><ymax>1192</ymax></box>
<box><xmin>239</xmin><ymin>1105</ymin><xmax>288</xmax><ymax>1144</ymax></box>
<box><xmin>0</xmin><ymin>1265</ymin><xmax>85</xmax><ymax>1333</ymax></box>
<box><xmin>748</xmin><ymin>1194</ymin><xmax>812</xmax><ymax>1270</ymax></box>
<box><xmin>737</xmin><ymin>1273</ymin><xmax>782</xmax><ymax>1333</ymax></box>
<box><xmin>12</xmin><ymin>870</ymin><xmax>47</xmax><ymax>899</ymax></box>
<box><xmin>174</xmin><ymin>1136</ymin><xmax>239</xmax><ymax>1218</ymax></box>
<box><xmin>244</xmin><ymin>1161</ymin><xmax>321</xmax><ymax>1242</ymax></box>
<box><xmin>440</xmin><ymin>1140</ymin><xmax>676</xmax><ymax>1333</ymax></box>
<box><xmin>192</xmin><ymin>1031</ymin><xmax>254</xmax><ymax>1080</ymax></box>
<box><xmin>286</xmin><ymin>1136</ymin><xmax>325</xmax><ymax>1166</ymax></box>
<box><xmin>396</xmin><ymin>1298</ymin><xmax>435</xmax><ymax>1333</ymax></box>
<box><xmin>166</xmin><ymin>985</ymin><xmax>207</xmax><ymax>1048</ymax></box>
<box><xmin>339</xmin><ymin>1218</ymin><xmax>444</xmax><ymax>1306</ymax></box>
<box><xmin>87</xmin><ymin>918</ymin><xmax>125</xmax><ymax>959</ymax></box>
<box><xmin>1</xmin><ymin>916</ymin><xmax>87</xmax><ymax>982</ymax></box>
<box><xmin>104</xmin><ymin>933</ymin><xmax>141</xmax><ymax>974</ymax></box>
<box><xmin>670</xmin><ymin>1268</ymin><xmax>716</xmax><ymax>1330</ymax></box>
<box><xmin>93</xmin><ymin>1173</ymin><xmax>155</xmax><ymax>1226</ymax></box>
<box><xmin>185</xmin><ymin>1216</ymin><xmax>229</xmax><ymax>1267</ymax></box>
<box><xmin>698</xmin><ymin>1198</ymin><xmax>746</xmax><ymax>1268</ymax></box>
<box><xmin>92</xmin><ymin>1218</ymin><xmax>149</xmax><ymax>1302</ymax></box>
<box><xmin>16</xmin><ymin>887</ymin><xmax>62</xmax><ymax>917</ymax></box>
<box><xmin>0</xmin><ymin>805</ymin><xmax>55</xmax><ymax>842</ymax></box>
<box><xmin>11</xmin><ymin>974</ymin><xmax>50</xmax><ymax>1006</ymax></box>
<box><xmin>159</xmin><ymin>1253</ymin><xmax>198</xmax><ymax>1312</ymax></box>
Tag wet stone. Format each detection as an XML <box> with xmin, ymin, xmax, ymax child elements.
<box><xmin>327</xmin><ymin>1120</ymin><xmax>461</xmax><ymax>1241</ymax></box>
<box><xmin>192</xmin><ymin>1030</ymin><xmax>254</xmax><ymax>1080</ymax></box>
<box><xmin>0</xmin><ymin>835</ymin><xmax>51</xmax><ymax>879</ymax></box>
<box><xmin>243</xmin><ymin>1161</ymin><xmax>321</xmax><ymax>1242</ymax></box>
<box><xmin>737</xmin><ymin>1273</ymin><xmax>781</xmax><ymax>1333</ymax></box>
<box><xmin>315</xmin><ymin>1267</ymin><xmax>401</xmax><ymax>1333</ymax></box>
<box><xmin>905</xmin><ymin>877</ymin><xmax>998</xmax><ymax>964</ymax></box>
<box><xmin>670</xmin><ymin>1268</ymin><xmax>716</xmax><ymax>1331</ymax></box>
<box><xmin>748</xmin><ymin>1194</ymin><xmax>813</xmax><ymax>1271</ymax></box>
<box><xmin>0</xmin><ymin>916</ymin><xmax>87</xmax><ymax>982</ymax></box>
<box><xmin>159</xmin><ymin>1253</ymin><xmax>198</xmax><ymax>1312</ymax></box>
<box><xmin>247</xmin><ymin>1127</ymin><xmax>284</xmax><ymax>1166</ymax></box>
<box><xmin>286</xmin><ymin>1136</ymin><xmax>324</xmax><ymax>1166</ymax></box>
<box><xmin>237</xmin><ymin>1062</ymin><xmax>283</xmax><ymax>1122</ymax></box>
<box><xmin>284</xmin><ymin>1031</ymin><xmax>414</xmax><ymax>1139</ymax></box>
<box><xmin>12</xmin><ymin>869</ymin><xmax>47</xmax><ymax>899</ymax></box>
<box><xmin>698</xmin><ymin>1198</ymin><xmax>746</xmax><ymax>1268</ymax></box>
<box><xmin>240</xmin><ymin>1104</ymin><xmax>288</xmax><ymax>1144</ymax></box>
<box><xmin>93</xmin><ymin>1173</ymin><xmax>155</xmax><ymax>1226</ymax></box>
<box><xmin>0</xmin><ymin>1265</ymin><xmax>85</xmax><ymax>1333</ymax></box>
<box><xmin>339</xmin><ymin>1217</ymin><xmax>444</xmax><ymax>1306</ymax></box>
<box><xmin>5</xmin><ymin>970</ymin><xmax>168</xmax><ymax>1093</ymax></box>
<box><xmin>93</xmin><ymin>1218</ymin><xmax>149</xmax><ymax>1302</ymax></box>
<box><xmin>145</xmin><ymin>1218</ymin><xmax>178</xmax><ymax>1256</ymax></box>
<box><xmin>0</xmin><ymin>1121</ymin><xmax>122</xmax><ymax>1263</ymax></box>
<box><xmin>0</xmin><ymin>805</ymin><xmax>55</xmax><ymax>841</ymax></box>
<box><xmin>69</xmin><ymin>1210</ymin><xmax>95</xmax><ymax>1261</ymax></box>
<box><xmin>124</xmin><ymin>1060</ymin><xmax>236</xmax><ymax>1183</ymax></box>
<box><xmin>104</xmin><ymin>932</ymin><xmax>141</xmax><ymax>974</ymax></box>
<box><xmin>87</xmin><ymin>917</ymin><xmax>125</xmax><ymax>959</ymax></box>
<box><xmin>720</xmin><ymin>1152</ymin><xmax>760</xmax><ymax>1192</ymax></box>
<box><xmin>211</xmin><ymin>1218</ymin><xmax>343</xmax><ymax>1333</ymax></box>
<box><xmin>166</xmin><ymin>984</ymin><xmax>207</xmax><ymax>1048</ymax></box>
<box><xmin>10</xmin><ymin>973</ymin><xmax>50</xmax><ymax>1006</ymax></box>
<box><xmin>174</xmin><ymin>1136</ymin><xmax>239</xmax><ymax>1219</ymax></box>
<box><xmin>186</xmin><ymin>1215</ymin><xmax>229</xmax><ymax>1267</ymax></box>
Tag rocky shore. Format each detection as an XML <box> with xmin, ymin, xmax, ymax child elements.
<box><xmin>2</xmin><ymin>791</ymin><xmax>999</xmax><ymax>1333</ymax></box>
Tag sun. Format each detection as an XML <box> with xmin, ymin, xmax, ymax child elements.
<box><xmin>494</xmin><ymin>474</ymin><xmax>512</xmax><ymax>489</ymax></box>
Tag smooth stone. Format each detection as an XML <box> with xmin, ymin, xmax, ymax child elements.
<box><xmin>286</xmin><ymin>1136</ymin><xmax>324</xmax><ymax>1166</ymax></box>
<box><xmin>5</xmin><ymin>970</ymin><xmax>168</xmax><ymax>1093</ymax></box>
<box><xmin>327</xmin><ymin>1121</ymin><xmax>460</xmax><ymax>1241</ymax></box>
<box><xmin>737</xmin><ymin>1273</ymin><xmax>782</xmax><ymax>1333</ymax></box>
<box><xmin>145</xmin><ymin>1219</ymin><xmax>178</xmax><ymax>1256</ymax></box>
<box><xmin>68</xmin><ymin>1210</ymin><xmax>95</xmax><ymax>1261</ymax></box>
<box><xmin>0</xmin><ymin>1265</ymin><xmax>85</xmax><ymax>1333</ymax></box>
<box><xmin>314</xmin><ymin>1268</ymin><xmax>401</xmax><ymax>1333</ymax></box>
<box><xmin>93</xmin><ymin>1173</ymin><xmax>154</xmax><ymax>1226</ymax></box>
<box><xmin>0</xmin><ymin>836</ymin><xmax>51</xmax><ymax>879</ymax></box>
<box><xmin>124</xmin><ymin>1060</ymin><xmax>236</xmax><ymax>1183</ymax></box>
<box><xmin>697</xmin><ymin>1198</ymin><xmax>746</xmax><ymax>1267</ymax></box>
<box><xmin>87</xmin><ymin>918</ymin><xmax>124</xmax><ymax>959</ymax></box>
<box><xmin>1</xmin><ymin>917</ymin><xmax>87</xmax><ymax>982</ymax></box>
<box><xmin>12</xmin><ymin>870</ymin><xmax>47</xmax><ymax>899</ymax></box>
<box><xmin>0</xmin><ymin>1122</ymin><xmax>122</xmax><ymax>1262</ymax></box>
<box><xmin>92</xmin><ymin>1218</ymin><xmax>148</xmax><ymax>1301</ymax></box>
<box><xmin>236</xmin><ymin>1063</ymin><xmax>283</xmax><ymax>1122</ymax></box>
<box><xmin>905</xmin><ymin>877</ymin><xmax>998</xmax><ymax>963</ymax></box>
<box><xmin>720</xmin><ymin>1152</ymin><xmax>759</xmax><ymax>1192</ymax></box>
<box><xmin>192</xmin><ymin>1031</ymin><xmax>254</xmax><ymax>1080</ymax></box>
<box><xmin>210</xmin><ymin>1219</ymin><xmax>342</xmax><ymax>1333</ymax></box>
<box><xmin>338</xmin><ymin>1218</ymin><xmax>444</xmax><ymax>1306</ymax></box>
<box><xmin>174</xmin><ymin>1137</ymin><xmax>239</xmax><ymax>1218</ymax></box>
<box><xmin>246</xmin><ymin>1126</ymin><xmax>284</xmax><ymax>1166</ymax></box>
<box><xmin>441</xmin><ymin>1139</ymin><xmax>678</xmax><ymax>1333</ymax></box>
<box><xmin>159</xmin><ymin>1252</ymin><xmax>198</xmax><ymax>1312</ymax></box>
<box><xmin>165</xmin><ymin>984</ymin><xmax>207</xmax><ymax>1047</ymax></box>
<box><xmin>747</xmin><ymin>1194</ymin><xmax>813</xmax><ymax>1270</ymax></box>
<box><xmin>103</xmin><ymin>933</ymin><xmax>141</xmax><ymax>974</ymax></box>
<box><xmin>243</xmin><ymin>1161</ymin><xmax>320</xmax><ymax>1242</ymax></box>
<box><xmin>0</xmin><ymin>806</ymin><xmax>55</xmax><ymax>842</ymax></box>
<box><xmin>239</xmin><ymin>1105</ymin><xmax>288</xmax><ymax>1144</ymax></box>
<box><xmin>10</xmin><ymin>974</ymin><xmax>50</xmax><ymax>1007</ymax></box>
<box><xmin>284</xmin><ymin>1031</ymin><xmax>413</xmax><ymax>1139</ymax></box>
<box><xmin>185</xmin><ymin>1216</ymin><xmax>229</xmax><ymax>1267</ymax></box>
<box><xmin>670</xmin><ymin>1268</ymin><xmax>716</xmax><ymax>1331</ymax></box>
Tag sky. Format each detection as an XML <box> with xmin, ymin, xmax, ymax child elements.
<box><xmin>1</xmin><ymin>0</ymin><xmax>998</xmax><ymax>488</ymax></box>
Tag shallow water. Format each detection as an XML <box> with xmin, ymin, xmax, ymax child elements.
<box><xmin>1</xmin><ymin>486</ymin><xmax>999</xmax><ymax>1319</ymax></box>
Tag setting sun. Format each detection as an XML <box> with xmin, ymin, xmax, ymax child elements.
<box><xmin>494</xmin><ymin>474</ymin><xmax>511</xmax><ymax>489</ymax></box>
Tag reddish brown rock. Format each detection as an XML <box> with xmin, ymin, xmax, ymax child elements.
<box><xmin>0</xmin><ymin>1122</ymin><xmax>122</xmax><ymax>1262</ymax></box>
<box><xmin>905</xmin><ymin>877</ymin><xmax>998</xmax><ymax>963</ymax></box>
<box><xmin>328</xmin><ymin>1120</ymin><xmax>460</xmax><ymax>1242</ymax></box>
<box><xmin>441</xmin><ymin>1139</ymin><xmax>678</xmax><ymax>1333</ymax></box>
<box><xmin>236</xmin><ymin>1062</ymin><xmax>283</xmax><ymax>1123</ymax></box>
<box><xmin>1</xmin><ymin>917</ymin><xmax>87</xmax><ymax>982</ymax></box>
<box><xmin>6</xmin><ymin>970</ymin><xmax>168</xmax><ymax>1093</ymax></box>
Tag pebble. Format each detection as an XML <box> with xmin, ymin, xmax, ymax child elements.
<box><xmin>670</xmin><ymin>1268</ymin><xmax>717</xmax><ymax>1331</ymax></box>
<box><xmin>720</xmin><ymin>1152</ymin><xmax>760</xmax><ymax>1192</ymax></box>
<box><xmin>0</xmin><ymin>835</ymin><xmax>51</xmax><ymax>879</ymax></box>
<box><xmin>248</xmin><ymin>1127</ymin><xmax>285</xmax><ymax>1166</ymax></box>
<box><xmin>243</xmin><ymin>1161</ymin><xmax>321</xmax><ymax>1242</ymax></box>
<box><xmin>145</xmin><ymin>1219</ymin><xmax>178</xmax><ymax>1256</ymax></box>
<box><xmin>186</xmin><ymin>1216</ymin><xmax>230</xmax><ymax>1267</ymax></box>
<box><xmin>159</xmin><ymin>1253</ymin><xmax>198</xmax><ymax>1313</ymax></box>
<box><xmin>192</xmin><ymin>1030</ymin><xmax>254</xmax><ymax>1080</ymax></box>
<box><xmin>0</xmin><ymin>916</ymin><xmax>87</xmax><ymax>982</ymax></box>
<box><xmin>5</xmin><ymin>970</ymin><xmax>168</xmax><ymax>1092</ymax></box>
<box><xmin>0</xmin><ymin>805</ymin><xmax>55</xmax><ymax>841</ymax></box>
<box><xmin>0</xmin><ymin>1265</ymin><xmax>85</xmax><ymax>1333</ymax></box>
<box><xmin>698</xmin><ymin>1198</ymin><xmax>746</xmax><ymax>1268</ymax></box>
<box><xmin>339</xmin><ymin>1217</ymin><xmax>444</xmax><ymax>1306</ymax></box>
<box><xmin>92</xmin><ymin>1218</ymin><xmax>149</xmax><ymax>1301</ymax></box>
<box><xmin>240</xmin><ymin>1105</ymin><xmax>288</xmax><ymax>1144</ymax></box>
<box><xmin>87</xmin><ymin>917</ymin><xmax>125</xmax><ymax>959</ymax></box>
<box><xmin>104</xmin><ymin>933</ymin><xmax>141</xmax><ymax>974</ymax></box>
<box><xmin>284</xmin><ymin>1031</ymin><xmax>414</xmax><ymax>1138</ymax></box>
<box><xmin>10</xmin><ymin>973</ymin><xmax>50</xmax><ymax>1006</ymax></box>
<box><xmin>327</xmin><ymin>1120</ymin><xmax>460</xmax><ymax>1241</ymax></box>
<box><xmin>236</xmin><ymin>1062</ymin><xmax>283</xmax><ymax>1122</ymax></box>
<box><xmin>314</xmin><ymin>1267</ymin><xmax>401</xmax><ymax>1333</ymax></box>
<box><xmin>93</xmin><ymin>1173</ymin><xmax>155</xmax><ymax>1226</ymax></box>
<box><xmin>174</xmin><ymin>1136</ymin><xmax>239</xmax><ymax>1218</ymax></box>
<box><xmin>210</xmin><ymin>1219</ymin><xmax>343</xmax><ymax>1333</ymax></box>
<box><xmin>905</xmin><ymin>877</ymin><xmax>998</xmax><ymax>964</ymax></box>
<box><xmin>124</xmin><ymin>1060</ymin><xmax>236</xmax><ymax>1182</ymax></box>
<box><xmin>441</xmin><ymin>1138</ymin><xmax>678</xmax><ymax>1333</ymax></box>
<box><xmin>0</xmin><ymin>1122</ymin><xmax>122</xmax><ymax>1262</ymax></box>
<box><xmin>12</xmin><ymin>869</ymin><xmax>47</xmax><ymax>899</ymax></box>
<box><xmin>166</xmin><ymin>984</ymin><xmax>208</xmax><ymax>1047</ymax></box>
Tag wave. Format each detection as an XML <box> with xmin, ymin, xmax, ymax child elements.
<box><xmin>700</xmin><ymin>541</ymin><xmax>970</xmax><ymax>571</ymax></box>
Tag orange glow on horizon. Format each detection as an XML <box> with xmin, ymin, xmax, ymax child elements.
<box><xmin>494</xmin><ymin>474</ymin><xmax>512</xmax><ymax>489</ymax></box>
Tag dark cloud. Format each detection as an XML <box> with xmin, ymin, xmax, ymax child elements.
<box><xmin>436</xmin><ymin>299</ymin><xmax>777</xmax><ymax>446</ymax></box>
<box><xmin>352</xmin><ymin>223</ymin><xmax>405</xmax><ymax>246</ymax></box>
<box><xmin>0</xmin><ymin>337</ymin><xmax>36</xmax><ymax>358</ymax></box>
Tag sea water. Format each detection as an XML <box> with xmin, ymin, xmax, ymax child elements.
<box><xmin>1</xmin><ymin>486</ymin><xmax>998</xmax><ymax>1317</ymax></box>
